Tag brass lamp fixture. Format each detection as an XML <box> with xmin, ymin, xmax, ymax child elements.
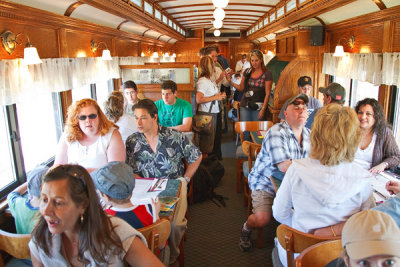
<box><xmin>1</xmin><ymin>30</ymin><xmax>42</xmax><ymax>64</ymax></box>
<box><xmin>90</xmin><ymin>40</ymin><xmax>112</xmax><ymax>60</ymax></box>
<box><xmin>333</xmin><ymin>35</ymin><xmax>355</xmax><ymax>57</ymax></box>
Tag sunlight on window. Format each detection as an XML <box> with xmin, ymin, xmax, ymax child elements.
<box><xmin>96</xmin><ymin>80</ymin><xmax>113</xmax><ymax>112</ymax></box>
<box><xmin>17</xmin><ymin>93</ymin><xmax>60</xmax><ymax>172</ymax></box>
<box><xmin>350</xmin><ymin>80</ymin><xmax>379</xmax><ymax>107</ymax></box>
<box><xmin>0</xmin><ymin>108</ymin><xmax>16</xmax><ymax>189</ymax></box>
<box><xmin>72</xmin><ymin>85</ymin><xmax>92</xmax><ymax>103</ymax></box>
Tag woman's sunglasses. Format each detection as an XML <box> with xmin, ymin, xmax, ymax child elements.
<box><xmin>78</xmin><ymin>114</ymin><xmax>98</xmax><ymax>120</ymax></box>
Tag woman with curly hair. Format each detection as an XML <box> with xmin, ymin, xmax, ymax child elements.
<box><xmin>30</xmin><ymin>164</ymin><xmax>163</xmax><ymax>267</ymax></box>
<box><xmin>354</xmin><ymin>98</ymin><xmax>400</xmax><ymax>174</ymax></box>
<box><xmin>54</xmin><ymin>98</ymin><xmax>125</xmax><ymax>172</ymax></box>
<box><xmin>104</xmin><ymin>92</ymin><xmax>137</xmax><ymax>144</ymax></box>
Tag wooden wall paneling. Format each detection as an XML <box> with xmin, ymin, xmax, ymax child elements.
<box><xmin>57</xmin><ymin>28</ymin><xmax>72</xmax><ymax>123</ymax></box>
<box><xmin>116</xmin><ymin>39</ymin><xmax>140</xmax><ymax>57</ymax></box>
<box><xmin>229</xmin><ymin>39</ymin><xmax>254</xmax><ymax>71</ymax></box>
<box><xmin>393</xmin><ymin>20</ymin><xmax>400</xmax><ymax>52</ymax></box>
<box><xmin>175</xmin><ymin>38</ymin><xmax>203</xmax><ymax>63</ymax></box>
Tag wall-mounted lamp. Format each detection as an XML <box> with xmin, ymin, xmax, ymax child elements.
<box><xmin>333</xmin><ymin>35</ymin><xmax>355</xmax><ymax>57</ymax></box>
<box><xmin>141</xmin><ymin>52</ymin><xmax>145</xmax><ymax>57</ymax></box>
<box><xmin>1</xmin><ymin>30</ymin><xmax>42</xmax><ymax>64</ymax></box>
<box><xmin>164</xmin><ymin>52</ymin><xmax>170</xmax><ymax>57</ymax></box>
<box><xmin>171</xmin><ymin>53</ymin><xmax>176</xmax><ymax>58</ymax></box>
<box><xmin>90</xmin><ymin>40</ymin><xmax>112</xmax><ymax>60</ymax></box>
<box><xmin>152</xmin><ymin>52</ymin><xmax>159</xmax><ymax>58</ymax></box>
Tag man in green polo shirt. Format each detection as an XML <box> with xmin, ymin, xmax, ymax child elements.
<box><xmin>155</xmin><ymin>80</ymin><xmax>193</xmax><ymax>132</ymax></box>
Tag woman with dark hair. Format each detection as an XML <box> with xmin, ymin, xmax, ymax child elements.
<box><xmin>354</xmin><ymin>98</ymin><xmax>400</xmax><ymax>174</ymax></box>
<box><xmin>228</xmin><ymin>49</ymin><xmax>273</xmax><ymax>121</ymax></box>
<box><xmin>54</xmin><ymin>98</ymin><xmax>125</xmax><ymax>172</ymax></box>
<box><xmin>29</xmin><ymin>164</ymin><xmax>163</xmax><ymax>267</ymax></box>
<box><xmin>195</xmin><ymin>55</ymin><xmax>226</xmax><ymax>158</ymax></box>
<box><xmin>104</xmin><ymin>93</ymin><xmax>137</xmax><ymax>144</ymax></box>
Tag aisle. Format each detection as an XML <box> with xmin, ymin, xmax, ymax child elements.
<box><xmin>184</xmin><ymin>131</ymin><xmax>279</xmax><ymax>267</ymax></box>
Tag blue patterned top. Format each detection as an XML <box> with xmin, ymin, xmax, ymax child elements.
<box><xmin>126</xmin><ymin>125</ymin><xmax>201</xmax><ymax>179</ymax></box>
<box><xmin>248</xmin><ymin>121</ymin><xmax>311</xmax><ymax>195</ymax></box>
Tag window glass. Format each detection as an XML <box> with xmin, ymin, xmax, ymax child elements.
<box><xmin>96</xmin><ymin>80</ymin><xmax>113</xmax><ymax>112</ymax></box>
<box><xmin>16</xmin><ymin>93</ymin><xmax>61</xmax><ymax>171</ymax></box>
<box><xmin>0</xmin><ymin>107</ymin><xmax>16</xmax><ymax>189</ymax></box>
<box><xmin>277</xmin><ymin>6</ymin><xmax>284</xmax><ymax>18</ymax></box>
<box><xmin>264</xmin><ymin>17</ymin><xmax>268</xmax><ymax>25</ymax></box>
<box><xmin>155</xmin><ymin>9</ymin><xmax>161</xmax><ymax>20</ymax></box>
<box><xmin>130</xmin><ymin>0</ymin><xmax>142</xmax><ymax>7</ymax></box>
<box><xmin>72</xmin><ymin>85</ymin><xmax>92</xmax><ymax>103</ymax></box>
<box><xmin>255</xmin><ymin>24</ymin><xmax>258</xmax><ymax>31</ymax></box>
<box><xmin>144</xmin><ymin>1</ymin><xmax>153</xmax><ymax>15</ymax></box>
<box><xmin>163</xmin><ymin>15</ymin><xmax>168</xmax><ymax>24</ymax></box>
<box><xmin>270</xmin><ymin>12</ymin><xmax>276</xmax><ymax>22</ymax></box>
<box><xmin>173</xmin><ymin>23</ymin><xmax>177</xmax><ymax>30</ymax></box>
<box><xmin>259</xmin><ymin>21</ymin><xmax>263</xmax><ymax>29</ymax></box>
<box><xmin>349</xmin><ymin>80</ymin><xmax>379</xmax><ymax>107</ymax></box>
<box><xmin>169</xmin><ymin>20</ymin><xmax>173</xmax><ymax>28</ymax></box>
<box><xmin>333</xmin><ymin>76</ymin><xmax>351</xmax><ymax>106</ymax></box>
<box><xmin>286</xmin><ymin>0</ymin><xmax>296</xmax><ymax>12</ymax></box>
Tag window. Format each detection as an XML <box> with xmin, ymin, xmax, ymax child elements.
<box><xmin>16</xmin><ymin>93</ymin><xmax>62</xmax><ymax>172</ymax></box>
<box><xmin>173</xmin><ymin>23</ymin><xmax>177</xmax><ymax>30</ymax></box>
<box><xmin>259</xmin><ymin>21</ymin><xmax>263</xmax><ymax>29</ymax></box>
<box><xmin>162</xmin><ymin>15</ymin><xmax>168</xmax><ymax>24</ymax></box>
<box><xmin>169</xmin><ymin>20</ymin><xmax>173</xmax><ymax>28</ymax></box>
<box><xmin>144</xmin><ymin>1</ymin><xmax>153</xmax><ymax>15</ymax></box>
<box><xmin>155</xmin><ymin>9</ymin><xmax>161</xmax><ymax>20</ymax></box>
<box><xmin>0</xmin><ymin>107</ymin><xmax>16</xmax><ymax>190</ymax></box>
<box><xmin>255</xmin><ymin>24</ymin><xmax>259</xmax><ymax>31</ymax></box>
<box><xmin>277</xmin><ymin>6</ymin><xmax>285</xmax><ymax>18</ymax></box>
<box><xmin>72</xmin><ymin>85</ymin><xmax>92</xmax><ymax>103</ymax></box>
<box><xmin>264</xmin><ymin>17</ymin><xmax>268</xmax><ymax>26</ymax></box>
<box><xmin>286</xmin><ymin>0</ymin><xmax>296</xmax><ymax>12</ymax></box>
<box><xmin>349</xmin><ymin>80</ymin><xmax>379</xmax><ymax>107</ymax></box>
<box><xmin>270</xmin><ymin>12</ymin><xmax>276</xmax><ymax>22</ymax></box>
<box><xmin>130</xmin><ymin>0</ymin><xmax>142</xmax><ymax>8</ymax></box>
<box><xmin>95</xmin><ymin>80</ymin><xmax>113</xmax><ymax>111</ymax></box>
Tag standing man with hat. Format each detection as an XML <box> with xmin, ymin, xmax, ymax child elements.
<box><xmin>239</xmin><ymin>93</ymin><xmax>311</xmax><ymax>251</ymax></box>
<box><xmin>279</xmin><ymin>76</ymin><xmax>322</xmax><ymax>121</ymax></box>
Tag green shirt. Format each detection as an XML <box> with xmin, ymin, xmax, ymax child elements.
<box><xmin>155</xmin><ymin>98</ymin><xmax>193</xmax><ymax>127</ymax></box>
<box><xmin>7</xmin><ymin>192</ymin><xmax>39</xmax><ymax>234</ymax></box>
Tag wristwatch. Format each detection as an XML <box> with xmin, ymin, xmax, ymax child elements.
<box><xmin>184</xmin><ymin>176</ymin><xmax>191</xmax><ymax>183</ymax></box>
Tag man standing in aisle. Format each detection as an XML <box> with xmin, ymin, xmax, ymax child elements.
<box><xmin>235</xmin><ymin>54</ymin><xmax>251</xmax><ymax>74</ymax></box>
<box><xmin>155</xmin><ymin>80</ymin><xmax>193</xmax><ymax>132</ymax></box>
<box><xmin>239</xmin><ymin>94</ymin><xmax>311</xmax><ymax>251</ymax></box>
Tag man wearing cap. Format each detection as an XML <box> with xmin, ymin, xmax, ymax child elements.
<box><xmin>155</xmin><ymin>80</ymin><xmax>193</xmax><ymax>132</ymax></box>
<box><xmin>7</xmin><ymin>165</ymin><xmax>49</xmax><ymax>234</ymax></box>
<box><xmin>278</xmin><ymin>76</ymin><xmax>322</xmax><ymax>121</ymax></box>
<box><xmin>239</xmin><ymin>94</ymin><xmax>311</xmax><ymax>252</ymax></box>
<box><xmin>305</xmin><ymin>82</ymin><xmax>346</xmax><ymax>129</ymax></box>
<box><xmin>126</xmin><ymin>99</ymin><xmax>201</xmax><ymax>264</ymax></box>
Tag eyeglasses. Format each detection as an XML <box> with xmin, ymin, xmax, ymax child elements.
<box><xmin>124</xmin><ymin>91</ymin><xmax>137</xmax><ymax>95</ymax></box>
<box><xmin>78</xmin><ymin>114</ymin><xmax>98</xmax><ymax>120</ymax></box>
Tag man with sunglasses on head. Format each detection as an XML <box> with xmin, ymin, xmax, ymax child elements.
<box><xmin>155</xmin><ymin>80</ymin><xmax>193</xmax><ymax>132</ymax></box>
<box><xmin>278</xmin><ymin>76</ymin><xmax>322</xmax><ymax>122</ymax></box>
<box><xmin>239</xmin><ymin>94</ymin><xmax>311</xmax><ymax>252</ymax></box>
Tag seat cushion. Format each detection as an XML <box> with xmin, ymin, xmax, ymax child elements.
<box><xmin>242</xmin><ymin>161</ymin><xmax>255</xmax><ymax>178</ymax></box>
<box><xmin>235</xmin><ymin>145</ymin><xmax>246</xmax><ymax>159</ymax></box>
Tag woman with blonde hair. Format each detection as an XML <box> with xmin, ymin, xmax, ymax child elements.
<box><xmin>104</xmin><ymin>92</ymin><xmax>137</xmax><ymax>144</ymax></box>
<box><xmin>228</xmin><ymin>49</ymin><xmax>273</xmax><ymax>121</ymax></box>
<box><xmin>195</xmin><ymin>55</ymin><xmax>226</xmax><ymax>156</ymax></box>
<box><xmin>272</xmin><ymin>104</ymin><xmax>375</xmax><ymax>267</ymax></box>
<box><xmin>54</xmin><ymin>98</ymin><xmax>125</xmax><ymax>172</ymax></box>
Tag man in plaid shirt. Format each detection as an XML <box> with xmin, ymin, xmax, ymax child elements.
<box><xmin>239</xmin><ymin>93</ymin><xmax>311</xmax><ymax>251</ymax></box>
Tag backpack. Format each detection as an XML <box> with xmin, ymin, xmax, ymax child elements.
<box><xmin>191</xmin><ymin>155</ymin><xmax>227</xmax><ymax>206</ymax></box>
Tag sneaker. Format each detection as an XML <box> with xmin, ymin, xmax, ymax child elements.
<box><xmin>239</xmin><ymin>226</ymin><xmax>252</xmax><ymax>251</ymax></box>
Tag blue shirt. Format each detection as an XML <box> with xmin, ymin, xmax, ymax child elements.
<box><xmin>374</xmin><ymin>194</ymin><xmax>400</xmax><ymax>227</ymax></box>
<box><xmin>248</xmin><ymin>121</ymin><xmax>310</xmax><ymax>195</ymax></box>
<box><xmin>126</xmin><ymin>126</ymin><xmax>201</xmax><ymax>179</ymax></box>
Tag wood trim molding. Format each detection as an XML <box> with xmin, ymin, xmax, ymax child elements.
<box><xmin>372</xmin><ymin>0</ymin><xmax>387</xmax><ymax>10</ymax></box>
<box><xmin>163</xmin><ymin>3</ymin><xmax>274</xmax><ymax>11</ymax></box>
<box><xmin>312</xmin><ymin>16</ymin><xmax>326</xmax><ymax>26</ymax></box>
<box><xmin>0</xmin><ymin>0</ymin><xmax>167</xmax><ymax>46</ymax></box>
<box><xmin>64</xmin><ymin>1</ymin><xmax>83</xmax><ymax>17</ymax></box>
<box><xmin>78</xmin><ymin>0</ymin><xmax>184</xmax><ymax>41</ymax></box>
<box><xmin>169</xmin><ymin>8</ymin><xmax>266</xmax><ymax>16</ymax></box>
<box><xmin>248</xmin><ymin>0</ymin><xmax>357</xmax><ymax>40</ymax></box>
<box><xmin>116</xmin><ymin>19</ymin><xmax>129</xmax><ymax>30</ymax></box>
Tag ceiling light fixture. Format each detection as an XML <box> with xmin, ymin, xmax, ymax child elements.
<box><xmin>333</xmin><ymin>35</ymin><xmax>355</xmax><ymax>57</ymax></box>
<box><xmin>214</xmin><ymin>30</ymin><xmax>221</xmax><ymax>37</ymax></box>
<box><xmin>213</xmin><ymin>8</ymin><xmax>225</xmax><ymax>21</ymax></box>
<box><xmin>213</xmin><ymin>20</ymin><xmax>223</xmax><ymax>29</ymax></box>
<box><xmin>1</xmin><ymin>30</ymin><xmax>42</xmax><ymax>65</ymax></box>
<box><xmin>212</xmin><ymin>0</ymin><xmax>229</xmax><ymax>8</ymax></box>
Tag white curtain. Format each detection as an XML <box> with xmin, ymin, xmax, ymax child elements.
<box><xmin>382</xmin><ymin>53</ymin><xmax>400</xmax><ymax>88</ymax></box>
<box><xmin>322</xmin><ymin>53</ymin><xmax>382</xmax><ymax>85</ymax></box>
<box><xmin>0</xmin><ymin>56</ymin><xmax>153</xmax><ymax>106</ymax></box>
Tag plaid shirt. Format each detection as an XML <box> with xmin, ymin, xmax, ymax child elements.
<box><xmin>248</xmin><ymin>121</ymin><xmax>310</xmax><ymax>195</ymax></box>
<box><xmin>126</xmin><ymin>125</ymin><xmax>201</xmax><ymax>179</ymax></box>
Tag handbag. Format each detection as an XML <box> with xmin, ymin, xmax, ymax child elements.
<box><xmin>192</xmin><ymin>101</ymin><xmax>216</xmax><ymax>135</ymax></box>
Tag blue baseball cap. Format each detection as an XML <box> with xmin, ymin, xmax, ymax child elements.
<box><xmin>90</xmin><ymin>161</ymin><xmax>135</xmax><ymax>200</ymax></box>
<box><xmin>27</xmin><ymin>165</ymin><xmax>49</xmax><ymax>198</ymax></box>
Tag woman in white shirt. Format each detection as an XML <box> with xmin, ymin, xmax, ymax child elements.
<box><xmin>54</xmin><ymin>98</ymin><xmax>125</xmax><ymax>172</ymax></box>
<box><xmin>354</xmin><ymin>98</ymin><xmax>400</xmax><ymax>174</ymax></box>
<box><xmin>195</xmin><ymin>55</ymin><xmax>226</xmax><ymax>157</ymax></box>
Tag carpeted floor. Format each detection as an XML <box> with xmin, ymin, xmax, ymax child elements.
<box><xmin>184</xmin><ymin>129</ymin><xmax>279</xmax><ymax>267</ymax></box>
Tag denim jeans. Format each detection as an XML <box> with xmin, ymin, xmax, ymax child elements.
<box><xmin>239</xmin><ymin>107</ymin><xmax>259</xmax><ymax>121</ymax></box>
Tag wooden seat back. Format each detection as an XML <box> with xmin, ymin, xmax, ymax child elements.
<box><xmin>0</xmin><ymin>229</ymin><xmax>31</xmax><ymax>266</ymax></box>
<box><xmin>276</xmin><ymin>224</ymin><xmax>340</xmax><ymax>267</ymax></box>
<box><xmin>242</xmin><ymin>141</ymin><xmax>262</xmax><ymax>171</ymax></box>
<box><xmin>138</xmin><ymin>219</ymin><xmax>171</xmax><ymax>254</ymax></box>
<box><xmin>295</xmin><ymin>239</ymin><xmax>343</xmax><ymax>267</ymax></box>
<box><xmin>234</xmin><ymin>121</ymin><xmax>274</xmax><ymax>144</ymax></box>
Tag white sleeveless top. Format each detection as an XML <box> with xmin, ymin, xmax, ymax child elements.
<box><xmin>66</xmin><ymin>127</ymin><xmax>115</xmax><ymax>169</ymax></box>
<box><xmin>354</xmin><ymin>133</ymin><xmax>377</xmax><ymax>170</ymax></box>
<box><xmin>115</xmin><ymin>114</ymin><xmax>137</xmax><ymax>144</ymax></box>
